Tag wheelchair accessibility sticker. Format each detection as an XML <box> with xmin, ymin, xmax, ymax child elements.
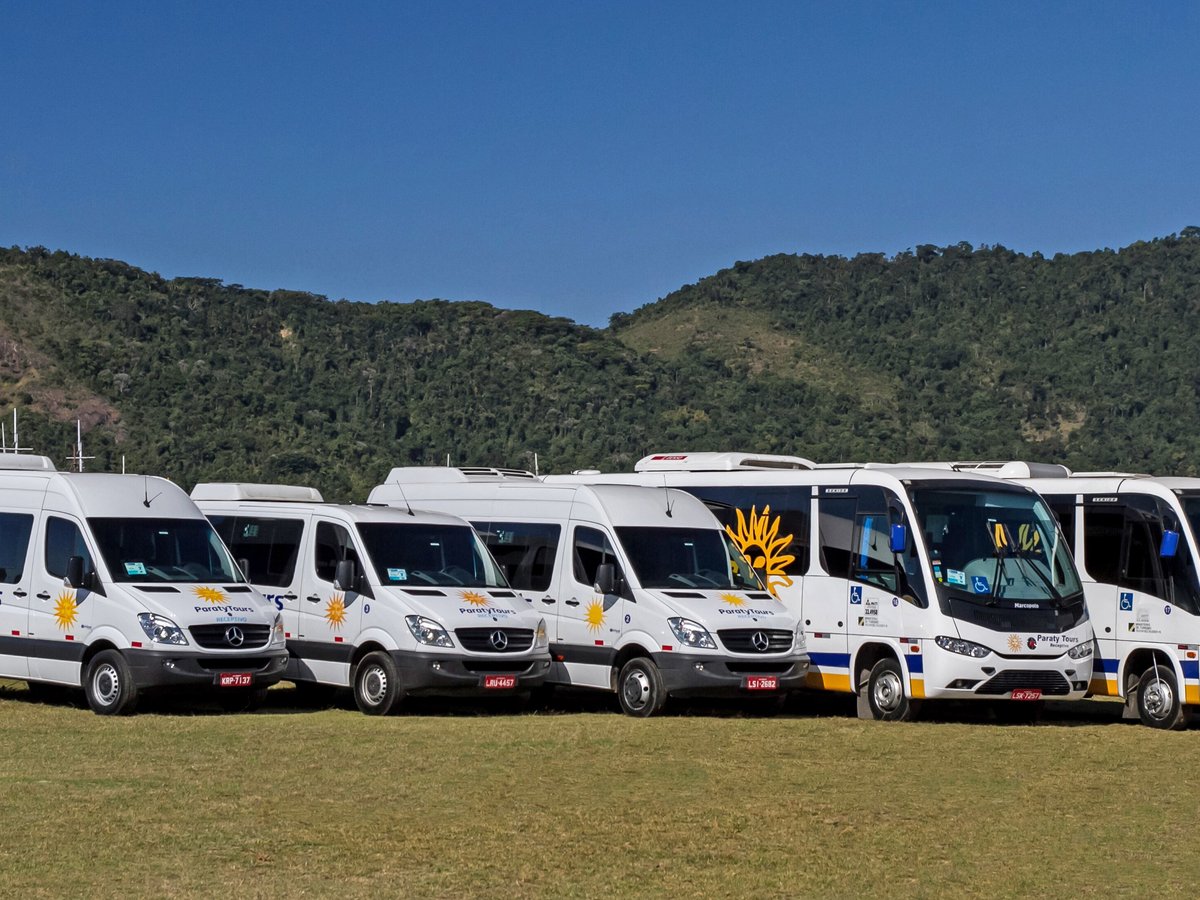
<box><xmin>850</xmin><ymin>585</ymin><xmax>863</xmax><ymax>604</ymax></box>
<box><xmin>1119</xmin><ymin>592</ymin><xmax>1134</xmax><ymax>611</ymax></box>
<box><xmin>971</xmin><ymin>576</ymin><xmax>990</xmax><ymax>594</ymax></box>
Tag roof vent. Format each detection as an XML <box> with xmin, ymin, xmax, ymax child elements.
<box><xmin>634</xmin><ymin>452</ymin><xmax>815</xmax><ymax>472</ymax></box>
<box><xmin>382</xmin><ymin>466</ymin><xmax>537</xmax><ymax>484</ymax></box>
<box><xmin>0</xmin><ymin>454</ymin><xmax>56</xmax><ymax>472</ymax></box>
<box><xmin>190</xmin><ymin>483</ymin><xmax>324</xmax><ymax>502</ymax></box>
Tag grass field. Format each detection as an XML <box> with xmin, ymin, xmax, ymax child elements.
<box><xmin>1</xmin><ymin>683</ymin><xmax>1198</xmax><ymax>899</ymax></box>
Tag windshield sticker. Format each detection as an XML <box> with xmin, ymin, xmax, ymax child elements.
<box><xmin>193</xmin><ymin>586</ymin><xmax>227</xmax><ymax>605</ymax></box>
<box><xmin>387</xmin><ymin>568</ymin><xmax>407</xmax><ymax>582</ymax></box>
<box><xmin>721</xmin><ymin>593</ymin><xmax>746</xmax><ymax>607</ymax></box>
<box><xmin>971</xmin><ymin>576</ymin><xmax>990</xmax><ymax>594</ymax></box>
<box><xmin>724</xmin><ymin>505</ymin><xmax>795</xmax><ymax>599</ymax></box>
<box><xmin>53</xmin><ymin>590</ymin><xmax>78</xmax><ymax>629</ymax></box>
<box><xmin>325</xmin><ymin>592</ymin><xmax>347</xmax><ymax>629</ymax></box>
<box><xmin>124</xmin><ymin>561</ymin><xmax>147</xmax><ymax>576</ymax></box>
<box><xmin>946</xmin><ymin>569</ymin><xmax>966</xmax><ymax>587</ymax></box>
<box><xmin>585</xmin><ymin>599</ymin><xmax>606</xmax><ymax>632</ymax></box>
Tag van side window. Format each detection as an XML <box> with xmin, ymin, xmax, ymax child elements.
<box><xmin>1082</xmin><ymin>508</ymin><xmax>1123</xmax><ymax>584</ymax></box>
<box><xmin>818</xmin><ymin>498</ymin><xmax>858</xmax><ymax>578</ymax></box>
<box><xmin>0</xmin><ymin>513</ymin><xmax>34</xmax><ymax>583</ymax></box>
<box><xmin>209</xmin><ymin>515</ymin><xmax>304</xmax><ymax>587</ymax></box>
<box><xmin>689</xmin><ymin>485</ymin><xmax>811</xmax><ymax>580</ymax></box>
<box><xmin>572</xmin><ymin>526</ymin><xmax>619</xmax><ymax>587</ymax></box>
<box><xmin>472</xmin><ymin>521</ymin><xmax>561</xmax><ymax>592</ymax></box>
<box><xmin>852</xmin><ymin>511</ymin><xmax>900</xmax><ymax>591</ymax></box>
<box><xmin>314</xmin><ymin>522</ymin><xmax>360</xmax><ymax>583</ymax></box>
<box><xmin>1084</xmin><ymin>497</ymin><xmax>1183</xmax><ymax>603</ymax></box>
<box><xmin>45</xmin><ymin>517</ymin><xmax>94</xmax><ymax>579</ymax></box>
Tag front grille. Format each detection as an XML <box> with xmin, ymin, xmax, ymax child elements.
<box><xmin>461</xmin><ymin>661</ymin><xmax>534</xmax><ymax>673</ymax></box>
<box><xmin>195</xmin><ymin>657</ymin><xmax>275</xmax><ymax>671</ymax></box>
<box><xmin>717</xmin><ymin>629</ymin><xmax>793</xmax><ymax>654</ymax></box>
<box><xmin>975</xmin><ymin>670</ymin><xmax>1071</xmax><ymax>696</ymax></box>
<box><xmin>189</xmin><ymin>624</ymin><xmax>272</xmax><ymax>649</ymax></box>
<box><xmin>455</xmin><ymin>628</ymin><xmax>534</xmax><ymax>653</ymax></box>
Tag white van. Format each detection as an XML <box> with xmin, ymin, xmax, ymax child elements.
<box><xmin>546</xmin><ymin>452</ymin><xmax>1095</xmax><ymax>720</ymax></box>
<box><xmin>940</xmin><ymin>461</ymin><xmax>1200</xmax><ymax>729</ymax></box>
<box><xmin>367</xmin><ymin>468</ymin><xmax>810</xmax><ymax>716</ymax></box>
<box><xmin>0</xmin><ymin>454</ymin><xmax>288</xmax><ymax>714</ymax></box>
<box><xmin>191</xmin><ymin>482</ymin><xmax>552</xmax><ymax>714</ymax></box>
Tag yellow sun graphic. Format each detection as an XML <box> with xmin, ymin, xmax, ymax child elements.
<box><xmin>584</xmin><ymin>600</ymin><xmax>606</xmax><ymax>632</ymax></box>
<box><xmin>53</xmin><ymin>590</ymin><xmax>78</xmax><ymax>629</ymax></box>
<box><xmin>325</xmin><ymin>592</ymin><xmax>347</xmax><ymax>629</ymax></box>
<box><xmin>461</xmin><ymin>590</ymin><xmax>490</xmax><ymax>607</ymax></box>
<box><xmin>725</xmin><ymin>505</ymin><xmax>795</xmax><ymax>599</ymax></box>
<box><xmin>1007</xmin><ymin>634</ymin><xmax>1022</xmax><ymax>653</ymax></box>
<box><xmin>721</xmin><ymin>592</ymin><xmax>746</xmax><ymax>607</ymax></box>
<box><xmin>193</xmin><ymin>585</ymin><xmax>227</xmax><ymax>605</ymax></box>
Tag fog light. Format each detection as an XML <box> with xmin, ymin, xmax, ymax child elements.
<box><xmin>1073</xmin><ymin>680</ymin><xmax>1088</xmax><ymax>691</ymax></box>
<box><xmin>694</xmin><ymin>663</ymin><xmax>705</xmax><ymax>671</ymax></box>
<box><xmin>431</xmin><ymin>661</ymin><xmax>442</xmax><ymax>671</ymax></box>
<box><xmin>946</xmin><ymin>678</ymin><xmax>979</xmax><ymax>690</ymax></box>
<box><xmin>163</xmin><ymin>659</ymin><xmax>177</xmax><ymax>670</ymax></box>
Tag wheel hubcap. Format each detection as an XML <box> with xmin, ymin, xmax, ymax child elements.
<box><xmin>361</xmin><ymin>665</ymin><xmax>388</xmax><ymax>706</ymax></box>
<box><xmin>1145</xmin><ymin>679</ymin><xmax>1174</xmax><ymax>720</ymax></box>
<box><xmin>93</xmin><ymin>663</ymin><xmax>120</xmax><ymax>706</ymax></box>
<box><xmin>873</xmin><ymin>670</ymin><xmax>903</xmax><ymax>713</ymax></box>
<box><xmin>623</xmin><ymin>670</ymin><xmax>651</xmax><ymax>710</ymax></box>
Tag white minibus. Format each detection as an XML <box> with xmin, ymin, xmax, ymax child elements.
<box><xmin>0</xmin><ymin>455</ymin><xmax>287</xmax><ymax>714</ymax></box>
<box><xmin>192</xmin><ymin>482</ymin><xmax>552</xmax><ymax>714</ymax></box>
<box><xmin>547</xmin><ymin>452</ymin><xmax>1094</xmax><ymax>721</ymax></box>
<box><xmin>367</xmin><ymin>468</ymin><xmax>811</xmax><ymax>716</ymax></box>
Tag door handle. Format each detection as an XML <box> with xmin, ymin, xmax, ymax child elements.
<box><xmin>540</xmin><ymin>597</ymin><xmax>556</xmax><ymax>604</ymax></box>
<box><xmin>565</xmin><ymin>599</ymin><xmax>580</xmax><ymax>607</ymax></box>
<box><xmin>283</xmin><ymin>594</ymin><xmax>298</xmax><ymax>601</ymax></box>
<box><xmin>36</xmin><ymin>592</ymin><xmax>50</xmax><ymax>601</ymax></box>
<box><xmin>306</xmin><ymin>594</ymin><xmax>322</xmax><ymax>603</ymax></box>
<box><xmin>12</xmin><ymin>590</ymin><xmax>27</xmax><ymax>598</ymax></box>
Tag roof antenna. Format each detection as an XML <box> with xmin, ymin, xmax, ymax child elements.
<box><xmin>663</xmin><ymin>474</ymin><xmax>674</xmax><ymax>517</ymax></box>
<box><xmin>9</xmin><ymin>409</ymin><xmax>30</xmax><ymax>454</ymax></box>
<box><xmin>534</xmin><ymin>452</ymin><xmax>539</xmax><ymax>477</ymax></box>
<box><xmin>143</xmin><ymin>474</ymin><xmax>161</xmax><ymax>508</ymax></box>
<box><xmin>66</xmin><ymin>420</ymin><xmax>94</xmax><ymax>472</ymax></box>
<box><xmin>390</xmin><ymin>478</ymin><xmax>416</xmax><ymax>516</ymax></box>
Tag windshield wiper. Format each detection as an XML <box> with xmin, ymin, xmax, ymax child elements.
<box><xmin>1007</xmin><ymin>543</ymin><xmax>1063</xmax><ymax>605</ymax></box>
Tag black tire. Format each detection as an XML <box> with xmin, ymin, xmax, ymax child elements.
<box><xmin>84</xmin><ymin>650</ymin><xmax>139</xmax><ymax>716</ymax></box>
<box><xmin>616</xmin><ymin>657</ymin><xmax>668</xmax><ymax>717</ymax></box>
<box><xmin>863</xmin><ymin>657</ymin><xmax>918</xmax><ymax>722</ymax></box>
<box><xmin>354</xmin><ymin>651</ymin><xmax>402</xmax><ymax>715</ymax></box>
<box><xmin>218</xmin><ymin>687</ymin><xmax>269</xmax><ymax>713</ymax></box>
<box><xmin>1136</xmin><ymin>663</ymin><xmax>1188</xmax><ymax>730</ymax></box>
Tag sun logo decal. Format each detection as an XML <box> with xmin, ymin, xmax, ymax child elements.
<box><xmin>721</xmin><ymin>592</ymin><xmax>746</xmax><ymax>607</ymax></box>
<box><xmin>1007</xmin><ymin>634</ymin><xmax>1022</xmax><ymax>653</ymax></box>
<box><xmin>725</xmin><ymin>505</ymin><xmax>795</xmax><ymax>599</ymax></box>
<box><xmin>461</xmin><ymin>590</ymin><xmax>490</xmax><ymax>607</ymax></box>
<box><xmin>325</xmin><ymin>592</ymin><xmax>347</xmax><ymax>629</ymax></box>
<box><xmin>584</xmin><ymin>600</ymin><xmax>606</xmax><ymax>632</ymax></box>
<box><xmin>53</xmin><ymin>590</ymin><xmax>78</xmax><ymax>629</ymax></box>
<box><xmin>193</xmin><ymin>586</ymin><xmax>227</xmax><ymax>605</ymax></box>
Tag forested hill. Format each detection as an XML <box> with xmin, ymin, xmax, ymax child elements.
<box><xmin>1</xmin><ymin>233</ymin><xmax>1199</xmax><ymax>500</ymax></box>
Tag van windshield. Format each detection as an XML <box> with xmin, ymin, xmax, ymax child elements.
<box><xmin>909</xmin><ymin>487</ymin><xmax>1081</xmax><ymax>604</ymax></box>
<box><xmin>89</xmin><ymin>518</ymin><xmax>241</xmax><ymax>583</ymax></box>
<box><xmin>616</xmin><ymin>527</ymin><xmax>766</xmax><ymax>591</ymax></box>
<box><xmin>356</xmin><ymin>523</ymin><xmax>508</xmax><ymax>588</ymax></box>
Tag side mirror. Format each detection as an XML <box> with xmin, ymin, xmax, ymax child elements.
<box><xmin>889</xmin><ymin>524</ymin><xmax>908</xmax><ymax>554</ymax></box>
<box><xmin>594</xmin><ymin>562</ymin><xmax>616</xmax><ymax>595</ymax></box>
<box><xmin>65</xmin><ymin>555</ymin><xmax>85</xmax><ymax>589</ymax></box>
<box><xmin>334</xmin><ymin>559</ymin><xmax>358</xmax><ymax>592</ymax></box>
<box><xmin>1161</xmin><ymin>530</ymin><xmax>1180</xmax><ymax>559</ymax></box>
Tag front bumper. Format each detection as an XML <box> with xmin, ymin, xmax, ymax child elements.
<box><xmin>392</xmin><ymin>650</ymin><xmax>553</xmax><ymax>696</ymax></box>
<box><xmin>651</xmin><ymin>650</ymin><xmax>811</xmax><ymax>697</ymax></box>
<box><xmin>124</xmin><ymin>647</ymin><xmax>289</xmax><ymax>690</ymax></box>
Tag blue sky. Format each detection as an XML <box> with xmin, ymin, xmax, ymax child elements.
<box><xmin>2</xmin><ymin>2</ymin><xmax>1197</xmax><ymax>326</ymax></box>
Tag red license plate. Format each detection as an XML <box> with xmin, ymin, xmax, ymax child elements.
<box><xmin>483</xmin><ymin>674</ymin><xmax>517</xmax><ymax>690</ymax></box>
<box><xmin>218</xmin><ymin>673</ymin><xmax>253</xmax><ymax>688</ymax></box>
<box><xmin>744</xmin><ymin>676</ymin><xmax>779</xmax><ymax>691</ymax></box>
<box><xmin>1011</xmin><ymin>688</ymin><xmax>1042</xmax><ymax>701</ymax></box>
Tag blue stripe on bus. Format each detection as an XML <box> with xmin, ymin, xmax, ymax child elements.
<box><xmin>1094</xmin><ymin>657</ymin><xmax>1118</xmax><ymax>675</ymax></box>
<box><xmin>905</xmin><ymin>654</ymin><xmax>924</xmax><ymax>674</ymax></box>
<box><xmin>1182</xmin><ymin>660</ymin><xmax>1200</xmax><ymax>680</ymax></box>
<box><xmin>808</xmin><ymin>652</ymin><xmax>852</xmax><ymax>668</ymax></box>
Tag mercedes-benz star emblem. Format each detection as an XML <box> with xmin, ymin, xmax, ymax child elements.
<box><xmin>751</xmin><ymin>631</ymin><xmax>770</xmax><ymax>652</ymax></box>
<box><xmin>489</xmin><ymin>630</ymin><xmax>509</xmax><ymax>651</ymax></box>
<box><xmin>225</xmin><ymin>626</ymin><xmax>245</xmax><ymax>647</ymax></box>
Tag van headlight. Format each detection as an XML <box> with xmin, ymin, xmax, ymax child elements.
<box><xmin>272</xmin><ymin>613</ymin><xmax>285</xmax><ymax>643</ymax></box>
<box><xmin>405</xmin><ymin>615</ymin><xmax>454</xmax><ymax>648</ymax></box>
<box><xmin>137</xmin><ymin>613</ymin><xmax>188</xmax><ymax>646</ymax></box>
<box><xmin>1068</xmin><ymin>641</ymin><xmax>1094</xmax><ymax>660</ymax></box>
<box><xmin>667</xmin><ymin>617</ymin><xmax>717</xmax><ymax>650</ymax></box>
<box><xmin>535</xmin><ymin>618</ymin><xmax>549</xmax><ymax>648</ymax></box>
<box><xmin>934</xmin><ymin>635</ymin><xmax>990</xmax><ymax>658</ymax></box>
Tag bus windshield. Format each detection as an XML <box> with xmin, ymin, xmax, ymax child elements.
<box><xmin>356</xmin><ymin>523</ymin><xmax>508</xmax><ymax>588</ymax></box>
<box><xmin>89</xmin><ymin>517</ymin><xmax>242</xmax><ymax>583</ymax></box>
<box><xmin>616</xmin><ymin>527</ymin><xmax>766</xmax><ymax>591</ymax></box>
<box><xmin>909</xmin><ymin>487</ymin><xmax>1081</xmax><ymax>604</ymax></box>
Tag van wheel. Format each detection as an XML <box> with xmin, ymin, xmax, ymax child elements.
<box><xmin>864</xmin><ymin>658</ymin><xmax>917</xmax><ymax>722</ymax></box>
<box><xmin>354</xmin><ymin>651</ymin><xmax>402</xmax><ymax>715</ymax></box>
<box><xmin>1137</xmin><ymin>664</ymin><xmax>1188</xmax><ymax>730</ymax></box>
<box><xmin>85</xmin><ymin>650</ymin><xmax>139</xmax><ymax>716</ymax></box>
<box><xmin>617</xmin><ymin>658</ymin><xmax>668</xmax><ymax>717</ymax></box>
